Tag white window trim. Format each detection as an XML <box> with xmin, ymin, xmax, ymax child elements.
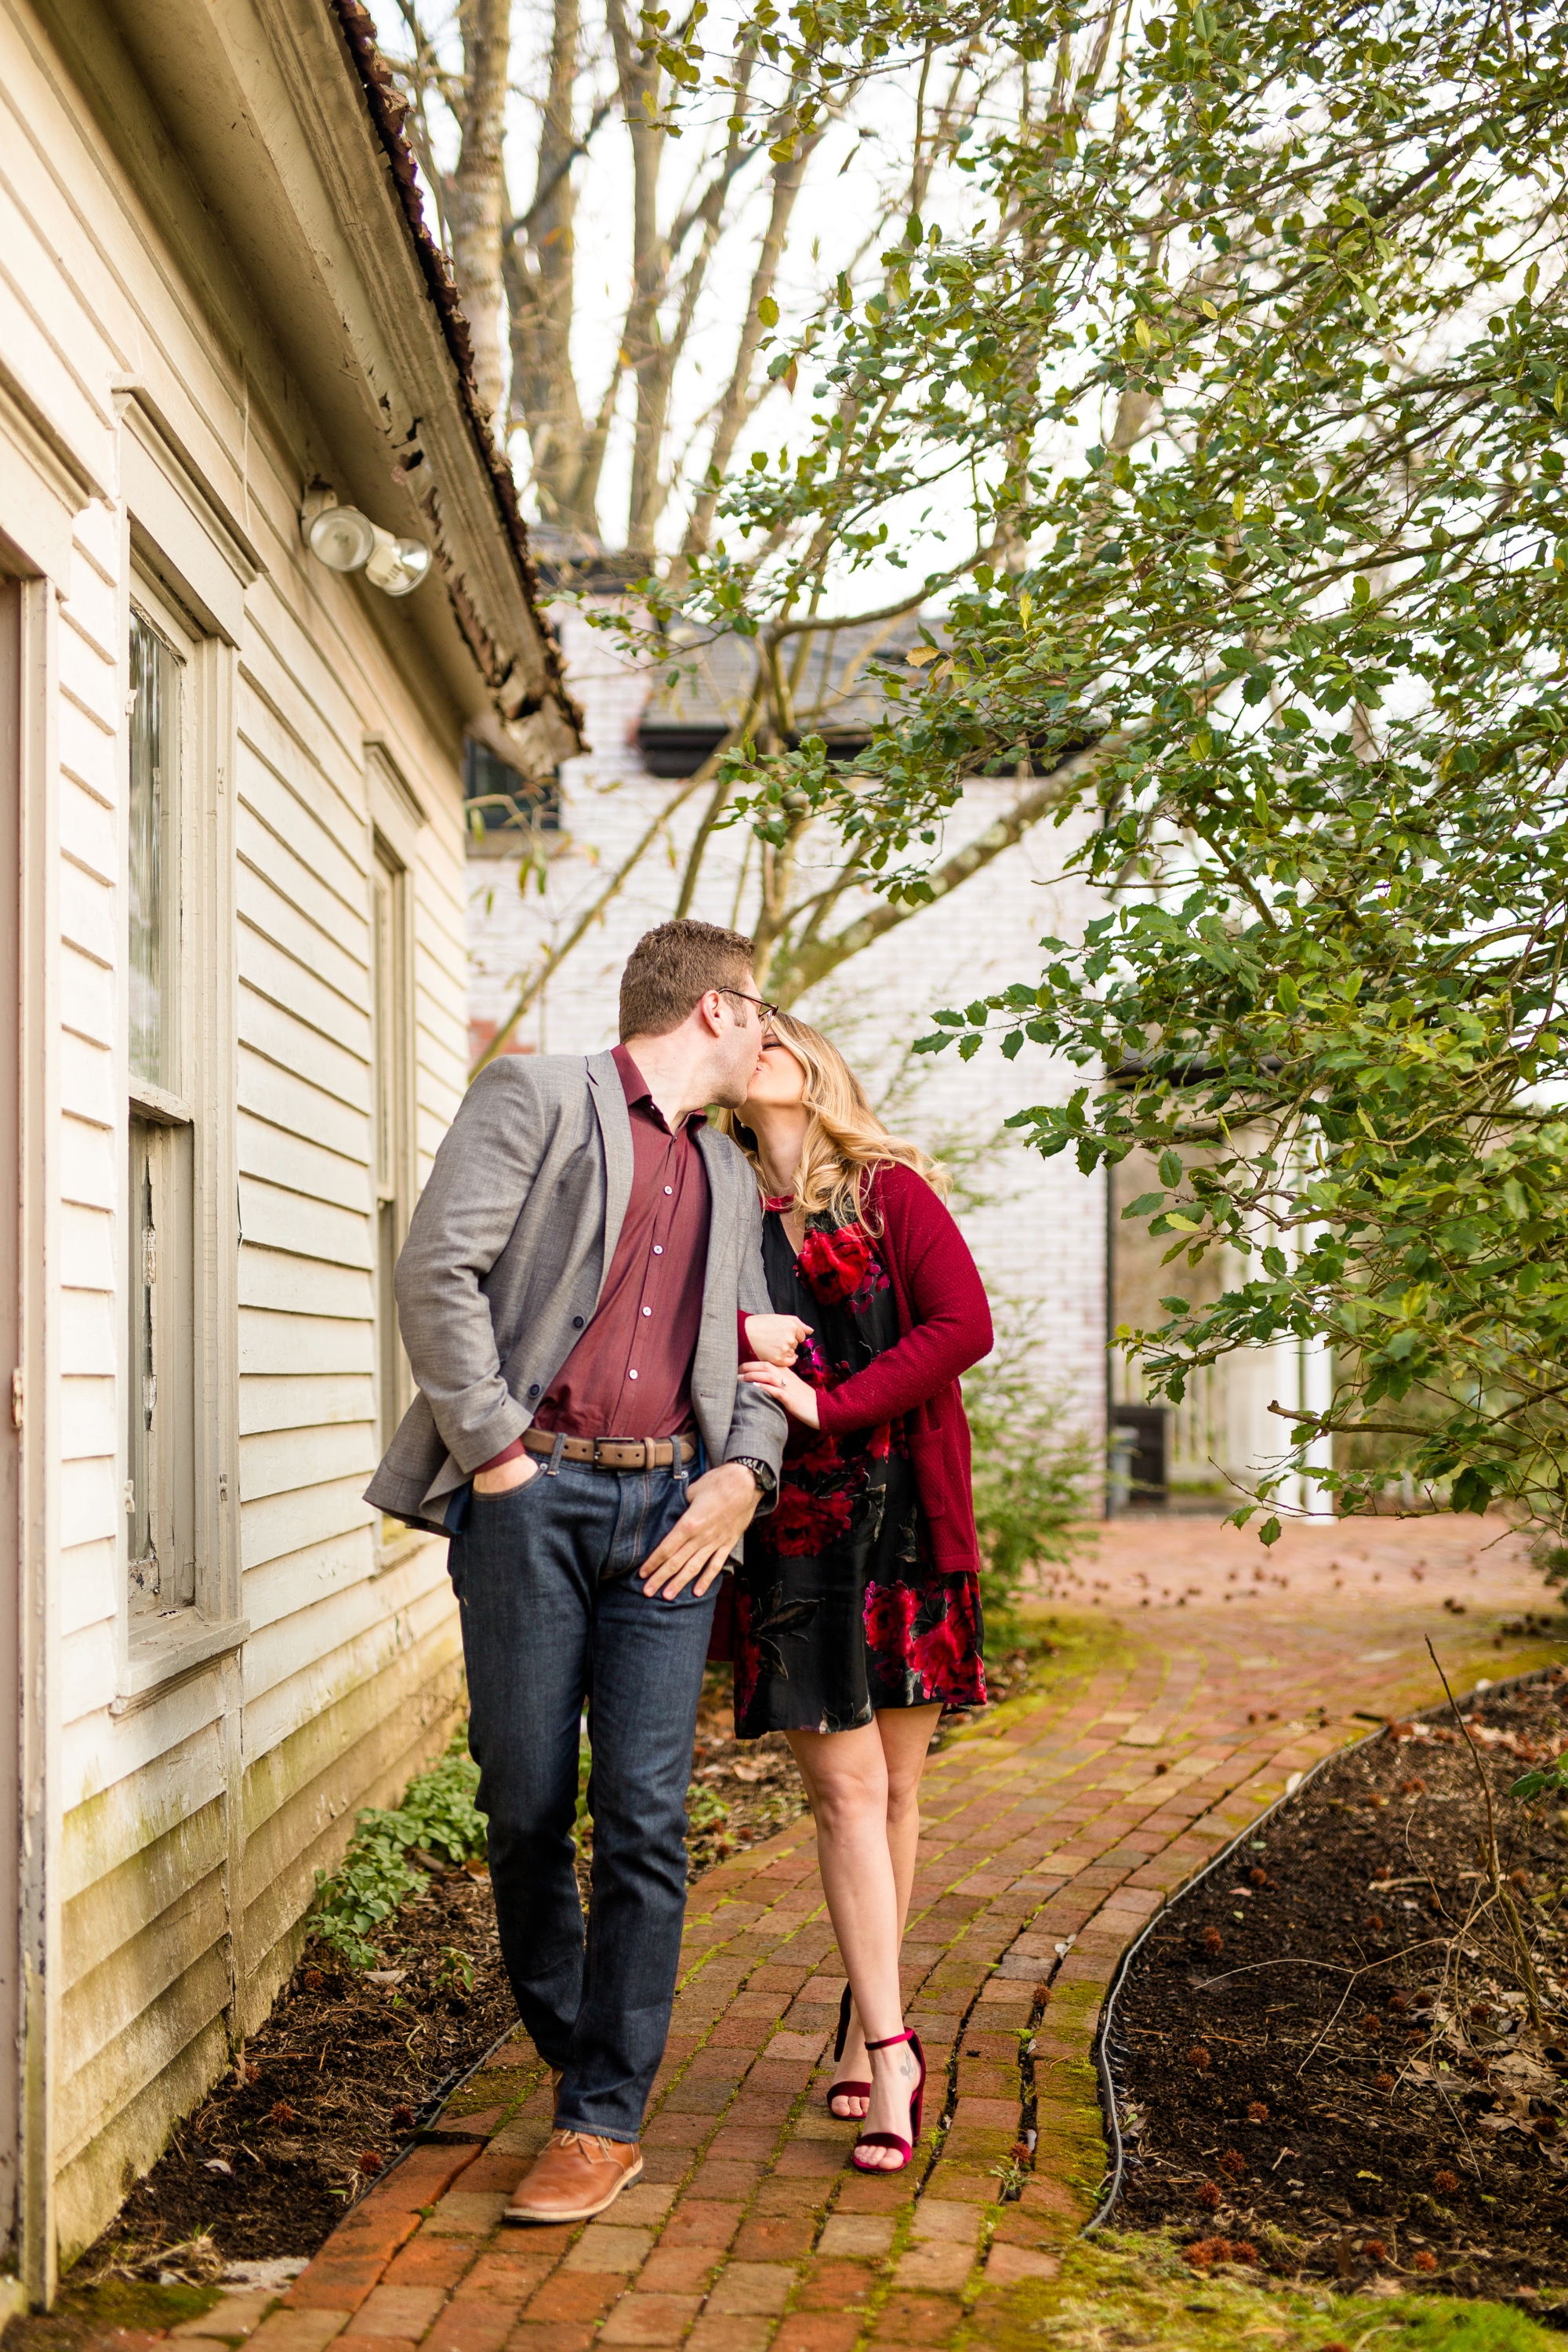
<box><xmin>117</xmin><ymin>524</ymin><xmax>242</xmax><ymax>1699</ymax></box>
<box><xmin>365</xmin><ymin>743</ymin><xmax>423</xmax><ymax>1570</ymax></box>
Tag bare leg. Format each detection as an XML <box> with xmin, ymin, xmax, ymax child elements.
<box><xmin>829</xmin><ymin>1705</ymin><xmax>939</xmax><ymax>2114</ymax></box>
<box><xmin>789</xmin><ymin>1704</ymin><xmax>940</xmax><ymax>2163</ymax></box>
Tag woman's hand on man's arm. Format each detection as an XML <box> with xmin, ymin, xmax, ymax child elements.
<box><xmin>739</xmin><ymin>1359</ymin><xmax>821</xmax><ymax>1429</ymax></box>
<box><xmin>742</xmin><ymin>1312</ymin><xmax>813</xmax><ymax>1367</ymax></box>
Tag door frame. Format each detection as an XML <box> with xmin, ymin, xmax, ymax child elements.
<box><xmin>0</xmin><ymin>558</ymin><xmax>60</xmax><ymax>2308</ymax></box>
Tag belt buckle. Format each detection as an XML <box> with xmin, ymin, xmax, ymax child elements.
<box><xmin>592</xmin><ymin>1436</ymin><xmax>614</xmax><ymax>1468</ymax></box>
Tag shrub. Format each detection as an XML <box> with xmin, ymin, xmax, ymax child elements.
<box><xmin>963</xmin><ymin>1308</ymin><xmax>1093</xmax><ymax>1643</ymax></box>
<box><xmin>313</xmin><ymin>1726</ymin><xmax>486</xmax><ymax>1969</ymax></box>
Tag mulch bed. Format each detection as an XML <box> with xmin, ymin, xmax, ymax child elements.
<box><xmin>1109</xmin><ymin>1662</ymin><xmax>1568</xmax><ymax>2315</ymax></box>
<box><xmin>81</xmin><ymin>1861</ymin><xmax>521</xmax><ymax>2279</ymax></box>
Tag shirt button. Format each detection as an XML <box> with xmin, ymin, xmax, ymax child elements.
<box><xmin>628</xmin><ymin>1368</ymin><xmax>639</xmax><ymax>1381</ymax></box>
<box><xmin>652</xmin><ymin>1244</ymin><xmax>663</xmax><ymax>1255</ymax></box>
<box><xmin>663</xmin><ymin>1185</ymin><xmax>673</xmax><ymax>1196</ymax></box>
<box><xmin>641</xmin><ymin>1306</ymin><xmax>652</xmax><ymax>1317</ymax></box>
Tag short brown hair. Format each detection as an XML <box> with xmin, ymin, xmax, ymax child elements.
<box><xmin>619</xmin><ymin>920</ymin><xmax>757</xmax><ymax>1040</ymax></box>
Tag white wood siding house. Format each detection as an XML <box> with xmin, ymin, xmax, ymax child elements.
<box><xmin>0</xmin><ymin>0</ymin><xmax>578</xmax><ymax>2299</ymax></box>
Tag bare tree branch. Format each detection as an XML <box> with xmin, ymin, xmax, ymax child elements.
<box><xmin>768</xmin><ymin>746</ymin><xmax>1110</xmax><ymax>1002</ymax></box>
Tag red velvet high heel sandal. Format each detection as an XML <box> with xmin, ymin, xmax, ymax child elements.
<box><xmin>850</xmin><ymin>2029</ymin><xmax>926</xmax><ymax>2173</ymax></box>
<box><xmin>826</xmin><ymin>1985</ymin><xmax>870</xmax><ymax>2119</ymax></box>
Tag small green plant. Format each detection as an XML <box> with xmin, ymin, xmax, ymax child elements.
<box><xmin>1513</xmin><ymin>1761</ymin><xmax>1568</xmax><ymax>1802</ymax></box>
<box><xmin>313</xmin><ymin>1726</ymin><xmax>486</xmax><ymax>1969</ymax></box>
<box><xmin>991</xmin><ymin>2147</ymin><xmax>1034</xmax><ymax>2201</ymax></box>
<box><xmin>964</xmin><ymin>1306</ymin><xmax>1094</xmax><ymax>1645</ymax></box>
<box><xmin>435</xmin><ymin>1946</ymin><xmax>477</xmax><ymax>1995</ymax></box>
<box><xmin>687</xmin><ymin>1786</ymin><xmax>731</xmax><ymax>1833</ymax></box>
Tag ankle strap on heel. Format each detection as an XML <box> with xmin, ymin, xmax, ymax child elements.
<box><xmin>864</xmin><ymin>2031</ymin><xmax>915</xmax><ymax>2052</ymax></box>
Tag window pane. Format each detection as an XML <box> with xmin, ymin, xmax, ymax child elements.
<box><xmin>371</xmin><ymin>848</ymin><xmax>407</xmax><ymax>1456</ymax></box>
<box><xmin>127</xmin><ymin>1120</ymin><xmax>158</xmax><ymax>1602</ymax></box>
<box><xmin>372</xmin><ymin>865</ymin><xmax>394</xmax><ymax>1198</ymax></box>
<box><xmin>129</xmin><ymin>614</ymin><xmax>177</xmax><ymax>1087</ymax></box>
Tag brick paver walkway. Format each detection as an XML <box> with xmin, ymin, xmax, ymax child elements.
<box><xmin>159</xmin><ymin>1520</ymin><xmax>1558</xmax><ymax>2352</ymax></box>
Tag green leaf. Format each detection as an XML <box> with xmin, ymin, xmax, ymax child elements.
<box><xmin>757</xmin><ymin>295</ymin><xmax>779</xmax><ymax>327</ymax></box>
<box><xmin>1450</xmin><ymin>1467</ymin><xmax>1494</xmax><ymax>1515</ymax></box>
<box><xmin>1259</xmin><ymin>1518</ymin><xmax>1281</xmax><ymax>1548</ymax></box>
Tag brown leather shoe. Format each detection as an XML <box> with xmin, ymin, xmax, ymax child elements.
<box><xmin>505</xmin><ymin>2128</ymin><xmax>643</xmax><ymax>2224</ymax></box>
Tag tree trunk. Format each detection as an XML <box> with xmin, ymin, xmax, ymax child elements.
<box><xmin>506</xmin><ymin>0</ymin><xmax>593</xmax><ymax>528</ymax></box>
<box><xmin>683</xmin><ymin>141</ymin><xmax>815</xmax><ymax>557</ymax></box>
<box><xmin>451</xmin><ymin>0</ymin><xmax>513</xmax><ymax>437</ymax></box>
<box><xmin>602</xmin><ymin>0</ymin><xmax>672</xmax><ymax>554</ymax></box>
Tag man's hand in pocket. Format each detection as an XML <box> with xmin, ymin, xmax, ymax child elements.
<box><xmin>640</xmin><ymin>1463</ymin><xmax>757</xmax><ymax>1599</ymax></box>
<box><xmin>473</xmin><ymin>1452</ymin><xmax>539</xmax><ymax>1496</ymax></box>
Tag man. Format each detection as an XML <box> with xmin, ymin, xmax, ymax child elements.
<box><xmin>366</xmin><ymin>920</ymin><xmax>786</xmax><ymax>2223</ymax></box>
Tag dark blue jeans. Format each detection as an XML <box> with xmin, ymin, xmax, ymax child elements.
<box><xmin>448</xmin><ymin>1457</ymin><xmax>716</xmax><ymax>2143</ymax></box>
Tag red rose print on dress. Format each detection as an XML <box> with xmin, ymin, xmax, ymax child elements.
<box><xmin>863</xmin><ymin>1579</ymin><xmax>920</xmax><ymax>1653</ymax></box>
<box><xmin>910</xmin><ymin>1583</ymin><xmax>986</xmax><ymax>1705</ymax></box>
<box><xmin>771</xmin><ymin>1483</ymin><xmax>854</xmax><ymax>1557</ymax></box>
<box><xmin>797</xmin><ymin>1221</ymin><xmax>889</xmax><ymax>1311</ymax></box>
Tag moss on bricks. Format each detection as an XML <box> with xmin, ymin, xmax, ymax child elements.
<box><xmin>964</xmin><ymin>2230</ymin><xmax>1566</xmax><ymax>2351</ymax></box>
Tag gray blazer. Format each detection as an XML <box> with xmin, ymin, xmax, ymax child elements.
<box><xmin>365</xmin><ymin>1048</ymin><xmax>786</xmax><ymax>1544</ymax></box>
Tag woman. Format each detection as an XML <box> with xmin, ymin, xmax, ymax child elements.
<box><xmin>718</xmin><ymin>1014</ymin><xmax>992</xmax><ymax>2174</ymax></box>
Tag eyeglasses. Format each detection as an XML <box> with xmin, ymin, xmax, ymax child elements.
<box><xmin>716</xmin><ymin>987</ymin><xmax>779</xmax><ymax>1032</ymax></box>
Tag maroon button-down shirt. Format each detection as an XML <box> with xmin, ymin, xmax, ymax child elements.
<box><xmin>487</xmin><ymin>1047</ymin><xmax>710</xmax><ymax>1456</ymax></box>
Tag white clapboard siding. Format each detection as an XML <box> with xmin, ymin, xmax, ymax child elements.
<box><xmin>238</xmin><ymin>1044</ymin><xmax>368</xmax><ymax>1168</ymax></box>
<box><xmin>237</xmin><ymin>1110</ymin><xmax>371</xmax><ymax>1218</ymax></box>
<box><xmin>12</xmin><ymin>0</ymin><xmax>516</xmax><ymax>2265</ymax></box>
<box><xmin>238</xmin><ymin>1178</ymin><xmax>373</xmax><ymax>1276</ymax></box>
<box><xmin>238</xmin><ymin>985</ymin><xmax>371</xmax><ymax>1123</ymax></box>
<box><xmin>238</xmin><ymin>1246</ymin><xmax>372</xmax><ymax>1326</ymax></box>
<box><xmin>239</xmin><ymin>1421</ymin><xmax>372</xmax><ymax>1507</ymax></box>
<box><xmin>57</xmin><ymin>1622</ymin><xmax>118</xmax><ymax>1725</ymax></box>
<box><xmin>59</xmin><ymin>939</ymin><xmax>114</xmax><ymax>1061</ymax></box>
<box><xmin>242</xmin><ymin>1527</ymin><xmax>378</xmax><ymax>1639</ymax></box>
<box><xmin>238</xmin><ymin>1373</ymin><xmax>372</xmax><ymax>1437</ymax></box>
<box><xmin>59</xmin><ymin>1538</ymin><xmax>118</xmax><ymax>1642</ymax></box>
<box><xmin>238</xmin><ymin>1306</ymin><xmax>374</xmax><ymax>1380</ymax></box>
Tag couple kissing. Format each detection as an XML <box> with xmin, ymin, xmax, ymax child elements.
<box><xmin>366</xmin><ymin>917</ymin><xmax>992</xmax><ymax>2223</ymax></box>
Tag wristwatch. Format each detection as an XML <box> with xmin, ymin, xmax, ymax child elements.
<box><xmin>734</xmin><ymin>1457</ymin><xmax>777</xmax><ymax>1497</ymax></box>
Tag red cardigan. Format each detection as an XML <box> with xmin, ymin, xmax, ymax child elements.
<box><xmin>743</xmin><ymin>1163</ymin><xmax>993</xmax><ymax>1573</ymax></box>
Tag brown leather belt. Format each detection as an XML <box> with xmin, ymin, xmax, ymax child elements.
<box><xmin>521</xmin><ymin>1427</ymin><xmax>698</xmax><ymax>1472</ymax></box>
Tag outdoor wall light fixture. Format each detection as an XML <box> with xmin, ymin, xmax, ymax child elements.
<box><xmin>301</xmin><ymin>486</ymin><xmax>431</xmax><ymax>597</ymax></box>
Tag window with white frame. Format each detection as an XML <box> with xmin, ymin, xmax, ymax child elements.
<box><xmin>126</xmin><ymin>597</ymin><xmax>198</xmax><ymax>1617</ymax></box>
<box><xmin>370</xmin><ymin>833</ymin><xmax>415</xmax><ymax>1457</ymax></box>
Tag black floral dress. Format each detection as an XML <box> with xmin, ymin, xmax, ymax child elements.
<box><xmin>733</xmin><ymin>1203</ymin><xmax>986</xmax><ymax>1737</ymax></box>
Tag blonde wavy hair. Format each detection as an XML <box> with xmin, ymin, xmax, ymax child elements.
<box><xmin>716</xmin><ymin>1010</ymin><xmax>949</xmax><ymax>1226</ymax></box>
